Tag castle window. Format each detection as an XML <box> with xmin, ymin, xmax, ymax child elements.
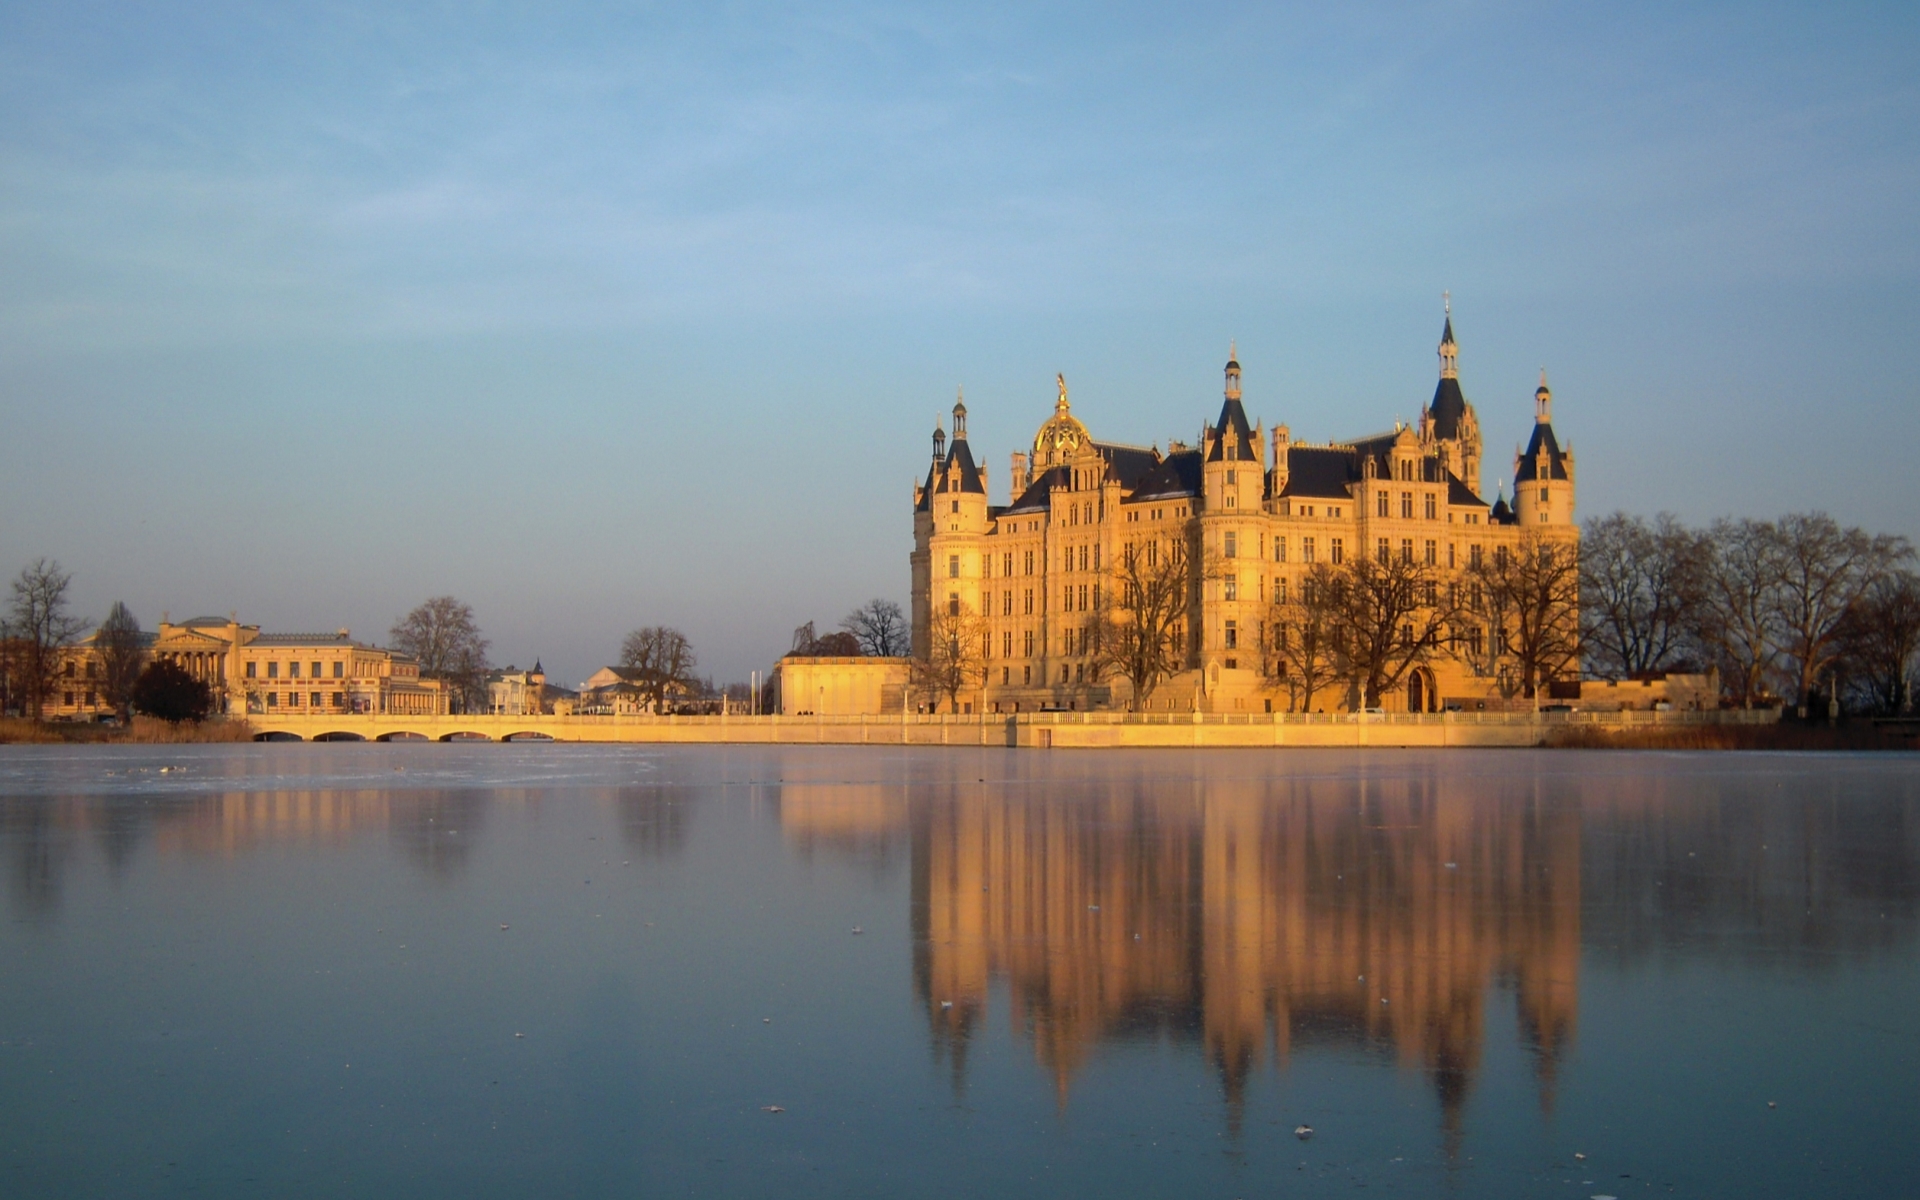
<box><xmin>1224</xmin><ymin>576</ymin><xmax>1237</xmax><ymax>601</ymax></box>
<box><xmin>310</xmin><ymin>692</ymin><xmax>322</xmax><ymax>708</ymax></box>
<box><xmin>1023</xmin><ymin>664</ymin><xmax>1032</xmax><ymax>684</ymax></box>
<box><xmin>1425</xmin><ymin>540</ymin><xmax>1437</xmax><ymax>566</ymax></box>
<box><xmin>1303</xmin><ymin>538</ymin><xmax>1315</xmax><ymax>564</ymax></box>
<box><xmin>1401</xmin><ymin>539</ymin><xmax>1414</xmax><ymax>564</ymax></box>
<box><xmin>1224</xmin><ymin>531</ymin><xmax>1237</xmax><ymax>558</ymax></box>
<box><xmin>1003</xmin><ymin>592</ymin><xmax>1013</xmax><ymax>616</ymax></box>
<box><xmin>1001</xmin><ymin>667</ymin><xmax>1010</xmax><ymax>685</ymax></box>
<box><xmin>1003</xmin><ymin>631</ymin><xmax>1012</xmax><ymax>657</ymax></box>
<box><xmin>1226</xmin><ymin>470</ymin><xmax>1236</xmax><ymax>486</ymax></box>
<box><xmin>1227</xmin><ymin>442</ymin><xmax>1238</xmax><ymax>461</ymax></box>
<box><xmin>1275</xmin><ymin>577</ymin><xmax>1288</xmax><ymax>604</ymax></box>
<box><xmin>333</xmin><ymin>661</ymin><xmax>344</xmax><ymax>678</ymax></box>
<box><xmin>1470</xmin><ymin>544</ymin><xmax>1484</xmax><ymax>568</ymax></box>
<box><xmin>1078</xmin><ymin>584</ymin><xmax>1088</xmax><ymax>611</ymax></box>
<box><xmin>1331</xmin><ymin>538</ymin><xmax>1344</xmax><ymax>564</ymax></box>
<box><xmin>1377</xmin><ymin>491</ymin><xmax>1389</xmax><ymax>517</ymax></box>
<box><xmin>948</xmin><ymin>555</ymin><xmax>960</xmax><ymax>578</ymax></box>
<box><xmin>1225</xmin><ymin>620</ymin><xmax>1238</xmax><ymax>650</ymax></box>
<box><xmin>951</xmin><ymin>501</ymin><xmax>959</xmax><ymax>514</ymax></box>
<box><xmin>1024</xmin><ymin>630</ymin><xmax>1034</xmax><ymax>656</ymax></box>
<box><xmin>1024</xmin><ymin>550</ymin><xmax>1034</xmax><ymax>575</ymax></box>
<box><xmin>1401</xmin><ymin>492</ymin><xmax>1413</xmax><ymax>519</ymax></box>
<box><xmin>246</xmin><ymin>662</ymin><xmax>257</xmax><ymax>678</ymax></box>
<box><xmin>289</xmin><ymin>661</ymin><xmax>301</xmax><ymax>679</ymax></box>
<box><xmin>1425</xmin><ymin>493</ymin><xmax>1437</xmax><ymax>520</ymax></box>
<box><xmin>311</xmin><ymin>662</ymin><xmax>321</xmax><ymax>678</ymax></box>
<box><xmin>1024</xmin><ymin>589</ymin><xmax>1034</xmax><ymax>615</ymax></box>
<box><xmin>1540</xmin><ymin>488</ymin><xmax>1549</xmax><ymax>503</ymax></box>
<box><xmin>268</xmin><ymin>662</ymin><xmax>279</xmax><ymax>679</ymax></box>
<box><xmin>1004</xmin><ymin>553</ymin><xmax>1014</xmax><ymax>576</ymax></box>
<box><xmin>1064</xmin><ymin>586</ymin><xmax>1073</xmax><ymax>612</ymax></box>
<box><xmin>1377</xmin><ymin>539</ymin><xmax>1390</xmax><ymax>564</ymax></box>
<box><xmin>1448</xmin><ymin>543</ymin><xmax>1456</xmax><ymax>569</ymax></box>
<box><xmin>1275</xmin><ymin>537</ymin><xmax>1286</xmax><ymax>562</ymax></box>
<box><xmin>948</xmin><ymin>593</ymin><xmax>960</xmax><ymax>617</ymax></box>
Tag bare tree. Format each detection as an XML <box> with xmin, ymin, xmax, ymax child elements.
<box><xmin>4</xmin><ymin>559</ymin><xmax>87</xmax><ymax>721</ymax></box>
<box><xmin>1329</xmin><ymin>553</ymin><xmax>1462</xmax><ymax>709</ymax></box>
<box><xmin>1768</xmin><ymin>512</ymin><xmax>1913</xmax><ymax>707</ymax></box>
<box><xmin>95</xmin><ymin>601</ymin><xmax>147</xmax><ymax>723</ymax></box>
<box><xmin>791</xmin><ymin>621</ymin><xmax>860</xmax><ymax>656</ymax></box>
<box><xmin>1090</xmin><ymin>535</ymin><xmax>1192</xmax><ymax>708</ymax></box>
<box><xmin>1264</xmin><ymin>562</ymin><xmax>1344</xmax><ymax>712</ymax></box>
<box><xmin>1836</xmin><ymin>569</ymin><xmax>1920</xmax><ymax>715</ymax></box>
<box><xmin>841</xmin><ymin>599</ymin><xmax>908</xmax><ymax>657</ymax></box>
<box><xmin>911</xmin><ymin>602</ymin><xmax>987</xmax><ymax>713</ymax></box>
<box><xmin>1580</xmin><ymin>512</ymin><xmax>1702</xmax><ymax>678</ymax></box>
<box><xmin>391</xmin><ymin>597</ymin><xmax>492</xmax><ymax>712</ymax></box>
<box><xmin>620</xmin><ymin>626</ymin><xmax>699</xmax><ymax>713</ymax></box>
<box><xmin>1690</xmin><ymin>519</ymin><xmax>1786</xmax><ymax>708</ymax></box>
<box><xmin>1470</xmin><ymin>532</ymin><xmax>1582</xmax><ymax>706</ymax></box>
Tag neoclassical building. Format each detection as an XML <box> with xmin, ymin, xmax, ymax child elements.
<box><xmin>42</xmin><ymin>615</ymin><xmax>447</xmax><ymax>719</ymax></box>
<box><xmin>911</xmin><ymin>312</ymin><xmax>1577</xmax><ymax>713</ymax></box>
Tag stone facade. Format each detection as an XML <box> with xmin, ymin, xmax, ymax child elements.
<box><xmin>913</xmin><ymin>313</ymin><xmax>1578</xmax><ymax>714</ymax></box>
<box><xmin>41</xmin><ymin>616</ymin><xmax>446</xmax><ymax>719</ymax></box>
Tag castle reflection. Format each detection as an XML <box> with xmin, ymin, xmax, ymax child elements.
<box><xmin>792</xmin><ymin>772</ymin><xmax>1580</xmax><ymax>1143</ymax></box>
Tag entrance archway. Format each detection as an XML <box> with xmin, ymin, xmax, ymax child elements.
<box><xmin>1409</xmin><ymin>670</ymin><xmax>1436</xmax><ymax>714</ymax></box>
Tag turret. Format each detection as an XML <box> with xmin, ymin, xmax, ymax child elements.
<box><xmin>1269</xmin><ymin>424</ymin><xmax>1290</xmax><ymax>502</ymax></box>
<box><xmin>1204</xmin><ymin>344</ymin><xmax>1260</xmax><ymax>512</ymax></box>
<box><xmin>1422</xmin><ymin>294</ymin><xmax>1483</xmax><ymax>494</ymax></box>
<box><xmin>1514</xmin><ymin>370</ymin><xmax>1575</xmax><ymax>527</ymax></box>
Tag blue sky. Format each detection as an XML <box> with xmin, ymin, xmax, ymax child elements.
<box><xmin>2</xmin><ymin>1</ymin><xmax>1916</xmax><ymax>684</ymax></box>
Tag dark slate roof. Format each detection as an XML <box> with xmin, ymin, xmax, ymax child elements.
<box><xmin>936</xmin><ymin>438</ymin><xmax>986</xmax><ymax>494</ymax></box>
<box><xmin>1513</xmin><ymin>421</ymin><xmax>1570</xmax><ymax>483</ymax></box>
<box><xmin>1490</xmin><ymin>495</ymin><xmax>1516</xmax><ymax>524</ymax></box>
<box><xmin>1447</xmin><ymin>475</ymin><xmax>1485</xmax><ymax>507</ymax></box>
<box><xmin>1003</xmin><ymin>465</ymin><xmax>1067</xmax><ymax>515</ymax></box>
<box><xmin>1097</xmin><ymin>443</ymin><xmax>1162</xmax><ymax>489</ymax></box>
<box><xmin>915</xmin><ymin>458</ymin><xmax>937</xmax><ymax>512</ymax></box>
<box><xmin>1428</xmin><ymin>375</ymin><xmax>1468</xmax><ymax>440</ymax></box>
<box><xmin>1278</xmin><ymin>446</ymin><xmax>1359</xmax><ymax>500</ymax></box>
<box><xmin>1206</xmin><ymin>397</ymin><xmax>1258</xmax><ymax>462</ymax></box>
<box><xmin>1128</xmin><ymin>449</ymin><xmax>1203</xmax><ymax>501</ymax></box>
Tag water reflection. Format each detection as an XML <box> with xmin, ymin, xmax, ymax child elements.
<box><xmin>902</xmin><ymin>775</ymin><xmax>1579</xmax><ymax>1147</ymax></box>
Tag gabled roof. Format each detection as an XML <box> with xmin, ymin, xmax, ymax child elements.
<box><xmin>1513</xmin><ymin>422</ymin><xmax>1570</xmax><ymax>483</ymax></box>
<box><xmin>1128</xmin><ymin>449</ymin><xmax>1203</xmax><ymax>501</ymax></box>
<box><xmin>1206</xmin><ymin>397</ymin><xmax>1258</xmax><ymax>463</ymax></box>
<box><xmin>1447</xmin><ymin>475</ymin><xmax>1486</xmax><ymax>507</ymax></box>
<box><xmin>1004</xmin><ymin>465</ymin><xmax>1068</xmax><ymax>515</ymax></box>
<box><xmin>1277</xmin><ymin>446</ymin><xmax>1359</xmax><ymax>500</ymax></box>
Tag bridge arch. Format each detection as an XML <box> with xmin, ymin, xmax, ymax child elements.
<box><xmin>376</xmin><ymin>731</ymin><xmax>428</xmax><ymax>742</ymax></box>
<box><xmin>438</xmin><ymin>731</ymin><xmax>492</xmax><ymax>742</ymax></box>
<box><xmin>502</xmin><ymin>731</ymin><xmax>555</xmax><ymax>742</ymax></box>
<box><xmin>253</xmin><ymin>730</ymin><xmax>304</xmax><ymax>742</ymax></box>
<box><xmin>313</xmin><ymin>731</ymin><xmax>366</xmax><ymax>742</ymax></box>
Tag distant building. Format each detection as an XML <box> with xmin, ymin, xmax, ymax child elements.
<box><xmin>912</xmin><ymin>311</ymin><xmax>1579</xmax><ymax>714</ymax></box>
<box><xmin>486</xmin><ymin>662</ymin><xmax>549</xmax><ymax>715</ymax></box>
<box><xmin>42</xmin><ymin>615</ymin><xmax>447</xmax><ymax>719</ymax></box>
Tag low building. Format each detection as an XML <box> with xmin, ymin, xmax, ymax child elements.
<box><xmin>486</xmin><ymin>662</ymin><xmax>549</xmax><ymax>715</ymax></box>
<box><xmin>776</xmin><ymin>656</ymin><xmax>912</xmax><ymax>715</ymax></box>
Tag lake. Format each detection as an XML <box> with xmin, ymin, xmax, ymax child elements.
<box><xmin>2</xmin><ymin>745</ymin><xmax>1916</xmax><ymax>1198</ymax></box>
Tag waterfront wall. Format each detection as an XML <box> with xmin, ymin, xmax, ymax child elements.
<box><xmin>245</xmin><ymin>708</ymin><xmax>1780</xmax><ymax>748</ymax></box>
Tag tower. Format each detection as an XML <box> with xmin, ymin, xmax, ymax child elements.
<box><xmin>1513</xmin><ymin>371</ymin><xmax>1575</xmax><ymax>527</ymax></box>
<box><xmin>1420</xmin><ymin>296</ymin><xmax>1483</xmax><ymax>494</ymax></box>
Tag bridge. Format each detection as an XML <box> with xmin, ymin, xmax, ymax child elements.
<box><xmin>244</xmin><ymin>708</ymin><xmax>1779</xmax><ymax>749</ymax></box>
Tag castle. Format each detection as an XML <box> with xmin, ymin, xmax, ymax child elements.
<box><xmin>911</xmin><ymin>310</ymin><xmax>1577</xmax><ymax>713</ymax></box>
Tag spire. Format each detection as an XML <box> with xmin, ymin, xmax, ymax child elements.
<box><xmin>1535</xmin><ymin>368</ymin><xmax>1552</xmax><ymax>424</ymax></box>
<box><xmin>932</xmin><ymin>417</ymin><xmax>946</xmax><ymax>464</ymax></box>
<box><xmin>1224</xmin><ymin>343</ymin><xmax>1242</xmax><ymax>402</ymax></box>
<box><xmin>952</xmin><ymin>386</ymin><xmax>968</xmax><ymax>440</ymax></box>
<box><xmin>1438</xmin><ymin>294</ymin><xmax>1458</xmax><ymax>380</ymax></box>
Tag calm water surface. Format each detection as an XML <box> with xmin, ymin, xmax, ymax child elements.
<box><xmin>1</xmin><ymin>745</ymin><xmax>1916</xmax><ymax>1198</ymax></box>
